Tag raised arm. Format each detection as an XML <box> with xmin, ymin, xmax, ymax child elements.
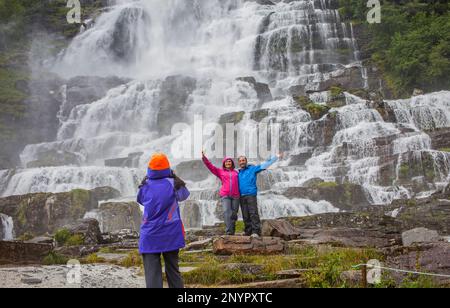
<box><xmin>202</xmin><ymin>153</ymin><xmax>221</xmax><ymax>178</ymax></box>
<box><xmin>255</xmin><ymin>155</ymin><xmax>279</xmax><ymax>173</ymax></box>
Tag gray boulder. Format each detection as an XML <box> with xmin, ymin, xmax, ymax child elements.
<box><xmin>402</xmin><ymin>228</ymin><xmax>440</xmax><ymax>247</ymax></box>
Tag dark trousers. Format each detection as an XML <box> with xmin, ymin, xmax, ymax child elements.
<box><xmin>240</xmin><ymin>195</ymin><xmax>261</xmax><ymax>236</ymax></box>
<box><xmin>221</xmin><ymin>197</ymin><xmax>240</xmax><ymax>235</ymax></box>
<box><xmin>142</xmin><ymin>250</ymin><xmax>184</xmax><ymax>289</ymax></box>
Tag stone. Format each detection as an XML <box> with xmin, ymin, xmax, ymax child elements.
<box><xmin>181</xmin><ymin>201</ymin><xmax>203</xmax><ymax>230</ymax></box>
<box><xmin>64</xmin><ymin>219</ymin><xmax>103</xmax><ymax>245</ymax></box>
<box><xmin>185</xmin><ymin>238</ymin><xmax>213</xmax><ymax>251</ymax></box>
<box><xmin>283</xmin><ymin>182</ymin><xmax>370</xmax><ymax>211</ymax></box>
<box><xmin>402</xmin><ymin>228</ymin><xmax>440</xmax><ymax>247</ymax></box>
<box><xmin>236</xmin><ymin>77</ymin><xmax>273</xmax><ymax>104</ymax></box>
<box><xmin>213</xmin><ymin>236</ymin><xmax>285</xmax><ymax>255</ymax></box>
<box><xmin>90</xmin><ymin>186</ymin><xmax>121</xmax><ymax>201</ymax></box>
<box><xmin>157</xmin><ymin>75</ymin><xmax>197</xmax><ymax>135</ymax></box>
<box><xmin>104</xmin><ymin>152</ymin><xmax>143</xmax><ymax>168</ymax></box>
<box><xmin>385</xmin><ymin>242</ymin><xmax>450</xmax><ymax>286</ymax></box>
<box><xmin>0</xmin><ymin>189</ymin><xmax>100</xmax><ymax>238</ymax></box>
<box><xmin>97</xmin><ymin>202</ymin><xmax>142</xmax><ymax>233</ymax></box>
<box><xmin>175</xmin><ymin>160</ymin><xmax>210</xmax><ymax>182</ymax></box>
<box><xmin>26</xmin><ymin>149</ymin><xmax>82</xmax><ymax>168</ymax></box>
<box><xmin>0</xmin><ymin>241</ymin><xmax>52</xmax><ymax>265</ymax></box>
<box><xmin>221</xmin><ymin>263</ymin><xmax>264</xmax><ymax>275</ymax></box>
<box><xmin>21</xmin><ymin>277</ymin><xmax>43</xmax><ymax>285</ymax></box>
<box><xmin>25</xmin><ymin>236</ymin><xmax>54</xmax><ymax>245</ymax></box>
<box><xmin>262</xmin><ymin>219</ymin><xmax>302</xmax><ymax>241</ymax></box>
<box><xmin>55</xmin><ymin>245</ymin><xmax>100</xmax><ymax>258</ymax></box>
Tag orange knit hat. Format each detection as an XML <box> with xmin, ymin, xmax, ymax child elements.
<box><xmin>148</xmin><ymin>153</ymin><xmax>171</xmax><ymax>171</ymax></box>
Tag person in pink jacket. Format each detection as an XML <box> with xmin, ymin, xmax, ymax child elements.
<box><xmin>202</xmin><ymin>151</ymin><xmax>240</xmax><ymax>235</ymax></box>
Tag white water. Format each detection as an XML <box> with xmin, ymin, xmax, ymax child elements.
<box><xmin>0</xmin><ymin>214</ymin><xmax>14</xmax><ymax>241</ymax></box>
<box><xmin>1</xmin><ymin>1</ymin><xmax>449</xmax><ymax>228</ymax></box>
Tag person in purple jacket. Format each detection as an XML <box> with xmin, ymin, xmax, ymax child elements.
<box><xmin>137</xmin><ymin>153</ymin><xmax>190</xmax><ymax>289</ymax></box>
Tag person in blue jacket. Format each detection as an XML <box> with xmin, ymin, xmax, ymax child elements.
<box><xmin>137</xmin><ymin>153</ymin><xmax>190</xmax><ymax>288</ymax></box>
<box><xmin>238</xmin><ymin>153</ymin><xmax>282</xmax><ymax>238</ymax></box>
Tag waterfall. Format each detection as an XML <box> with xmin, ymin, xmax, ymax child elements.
<box><xmin>0</xmin><ymin>214</ymin><xmax>14</xmax><ymax>241</ymax></box>
<box><xmin>1</xmin><ymin>1</ymin><xmax>449</xmax><ymax>228</ymax></box>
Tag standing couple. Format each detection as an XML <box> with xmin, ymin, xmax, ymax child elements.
<box><xmin>202</xmin><ymin>151</ymin><xmax>282</xmax><ymax>237</ymax></box>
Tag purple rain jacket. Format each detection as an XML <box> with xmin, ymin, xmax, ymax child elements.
<box><xmin>137</xmin><ymin>168</ymin><xmax>190</xmax><ymax>254</ymax></box>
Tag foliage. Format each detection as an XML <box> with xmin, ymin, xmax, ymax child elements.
<box><xmin>42</xmin><ymin>252</ymin><xmax>69</xmax><ymax>265</ymax></box>
<box><xmin>339</xmin><ymin>0</ymin><xmax>450</xmax><ymax>96</ymax></box>
<box><xmin>120</xmin><ymin>250</ymin><xmax>143</xmax><ymax>268</ymax></box>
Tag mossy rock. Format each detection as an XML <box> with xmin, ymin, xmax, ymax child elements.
<box><xmin>304</xmin><ymin>103</ymin><xmax>330</xmax><ymax>120</ymax></box>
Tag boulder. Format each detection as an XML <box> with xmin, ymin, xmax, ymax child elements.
<box><xmin>55</xmin><ymin>245</ymin><xmax>100</xmax><ymax>258</ymax></box>
<box><xmin>26</xmin><ymin>149</ymin><xmax>82</xmax><ymax>168</ymax></box>
<box><xmin>292</xmin><ymin>227</ymin><xmax>393</xmax><ymax>248</ymax></box>
<box><xmin>185</xmin><ymin>238</ymin><xmax>213</xmax><ymax>251</ymax></box>
<box><xmin>428</xmin><ymin>128</ymin><xmax>450</xmax><ymax>150</ymax></box>
<box><xmin>90</xmin><ymin>186</ymin><xmax>121</xmax><ymax>201</ymax></box>
<box><xmin>181</xmin><ymin>200</ymin><xmax>203</xmax><ymax>229</ymax></box>
<box><xmin>283</xmin><ymin>182</ymin><xmax>370</xmax><ymax>211</ymax></box>
<box><xmin>64</xmin><ymin>219</ymin><xmax>103</xmax><ymax>245</ymax></box>
<box><xmin>97</xmin><ymin>202</ymin><xmax>142</xmax><ymax>233</ymax></box>
<box><xmin>0</xmin><ymin>189</ymin><xmax>100</xmax><ymax>238</ymax></box>
<box><xmin>25</xmin><ymin>236</ymin><xmax>54</xmax><ymax>245</ymax></box>
<box><xmin>213</xmin><ymin>236</ymin><xmax>285</xmax><ymax>255</ymax></box>
<box><xmin>401</xmin><ymin>228</ymin><xmax>441</xmax><ymax>247</ymax></box>
<box><xmin>262</xmin><ymin>219</ymin><xmax>302</xmax><ymax>240</ymax></box>
<box><xmin>175</xmin><ymin>160</ymin><xmax>210</xmax><ymax>182</ymax></box>
<box><xmin>0</xmin><ymin>241</ymin><xmax>52</xmax><ymax>265</ymax></box>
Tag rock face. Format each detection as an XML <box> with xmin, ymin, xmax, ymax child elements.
<box><xmin>0</xmin><ymin>241</ymin><xmax>52</xmax><ymax>265</ymax></box>
<box><xmin>157</xmin><ymin>75</ymin><xmax>197</xmax><ymax>136</ymax></box>
<box><xmin>385</xmin><ymin>243</ymin><xmax>450</xmax><ymax>286</ymax></box>
<box><xmin>236</xmin><ymin>77</ymin><xmax>273</xmax><ymax>105</ymax></box>
<box><xmin>104</xmin><ymin>152</ymin><xmax>143</xmax><ymax>168</ymax></box>
<box><xmin>97</xmin><ymin>202</ymin><xmax>142</xmax><ymax>233</ymax></box>
<box><xmin>262</xmin><ymin>219</ymin><xmax>302</xmax><ymax>241</ymax></box>
<box><xmin>175</xmin><ymin>160</ymin><xmax>210</xmax><ymax>182</ymax></box>
<box><xmin>283</xmin><ymin>181</ymin><xmax>371</xmax><ymax>211</ymax></box>
<box><xmin>401</xmin><ymin>228</ymin><xmax>441</xmax><ymax>247</ymax></box>
<box><xmin>0</xmin><ymin>188</ymin><xmax>117</xmax><ymax>238</ymax></box>
<box><xmin>213</xmin><ymin>236</ymin><xmax>285</xmax><ymax>255</ymax></box>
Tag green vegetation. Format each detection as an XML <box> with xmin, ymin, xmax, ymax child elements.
<box><xmin>42</xmin><ymin>252</ymin><xmax>69</xmax><ymax>265</ymax></box>
<box><xmin>182</xmin><ymin>245</ymin><xmax>382</xmax><ymax>287</ymax></box>
<box><xmin>339</xmin><ymin>0</ymin><xmax>450</xmax><ymax>97</ymax></box>
<box><xmin>70</xmin><ymin>189</ymin><xmax>92</xmax><ymax>219</ymax></box>
<box><xmin>439</xmin><ymin>148</ymin><xmax>450</xmax><ymax>153</ymax></box>
<box><xmin>120</xmin><ymin>250</ymin><xmax>143</xmax><ymax>268</ymax></box>
<box><xmin>54</xmin><ymin>228</ymin><xmax>84</xmax><ymax>246</ymax></box>
<box><xmin>304</xmin><ymin>103</ymin><xmax>330</xmax><ymax>120</ymax></box>
<box><xmin>16</xmin><ymin>232</ymin><xmax>34</xmax><ymax>242</ymax></box>
<box><xmin>83</xmin><ymin>253</ymin><xmax>106</xmax><ymax>264</ymax></box>
<box><xmin>316</xmin><ymin>181</ymin><xmax>339</xmax><ymax>189</ymax></box>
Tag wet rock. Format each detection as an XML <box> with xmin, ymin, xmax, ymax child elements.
<box><xmin>157</xmin><ymin>75</ymin><xmax>197</xmax><ymax>135</ymax></box>
<box><xmin>219</xmin><ymin>111</ymin><xmax>245</xmax><ymax>126</ymax></box>
<box><xmin>402</xmin><ymin>228</ymin><xmax>441</xmax><ymax>247</ymax></box>
<box><xmin>283</xmin><ymin>182</ymin><xmax>370</xmax><ymax>211</ymax></box>
<box><xmin>62</xmin><ymin>76</ymin><xmax>129</xmax><ymax>120</ymax></box>
<box><xmin>63</xmin><ymin>219</ymin><xmax>103</xmax><ymax>245</ymax></box>
<box><xmin>428</xmin><ymin>128</ymin><xmax>450</xmax><ymax>150</ymax></box>
<box><xmin>175</xmin><ymin>160</ymin><xmax>210</xmax><ymax>182</ymax></box>
<box><xmin>90</xmin><ymin>186</ymin><xmax>121</xmax><ymax>201</ymax></box>
<box><xmin>104</xmin><ymin>152</ymin><xmax>143</xmax><ymax>168</ymax></box>
<box><xmin>26</xmin><ymin>149</ymin><xmax>82</xmax><ymax>168</ymax></box>
<box><xmin>213</xmin><ymin>236</ymin><xmax>285</xmax><ymax>255</ymax></box>
<box><xmin>97</xmin><ymin>202</ymin><xmax>142</xmax><ymax>233</ymax></box>
<box><xmin>236</xmin><ymin>77</ymin><xmax>273</xmax><ymax>105</ymax></box>
<box><xmin>21</xmin><ymin>277</ymin><xmax>43</xmax><ymax>285</ymax></box>
<box><xmin>262</xmin><ymin>219</ymin><xmax>302</xmax><ymax>241</ymax></box>
<box><xmin>181</xmin><ymin>200</ymin><xmax>203</xmax><ymax>230</ymax></box>
<box><xmin>0</xmin><ymin>189</ymin><xmax>100</xmax><ymax>238</ymax></box>
<box><xmin>0</xmin><ymin>241</ymin><xmax>52</xmax><ymax>265</ymax></box>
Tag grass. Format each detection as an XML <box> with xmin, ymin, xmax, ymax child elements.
<box><xmin>83</xmin><ymin>253</ymin><xmax>106</xmax><ymax>264</ymax></box>
<box><xmin>181</xmin><ymin>245</ymin><xmax>382</xmax><ymax>287</ymax></box>
<box><xmin>316</xmin><ymin>181</ymin><xmax>339</xmax><ymax>189</ymax></box>
<box><xmin>439</xmin><ymin>148</ymin><xmax>450</xmax><ymax>153</ymax></box>
<box><xmin>120</xmin><ymin>250</ymin><xmax>143</xmax><ymax>268</ymax></box>
<box><xmin>42</xmin><ymin>252</ymin><xmax>69</xmax><ymax>265</ymax></box>
<box><xmin>54</xmin><ymin>228</ymin><xmax>84</xmax><ymax>246</ymax></box>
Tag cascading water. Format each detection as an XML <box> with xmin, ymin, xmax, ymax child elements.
<box><xmin>0</xmin><ymin>213</ymin><xmax>14</xmax><ymax>241</ymax></box>
<box><xmin>1</xmin><ymin>0</ymin><xmax>449</xmax><ymax>228</ymax></box>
